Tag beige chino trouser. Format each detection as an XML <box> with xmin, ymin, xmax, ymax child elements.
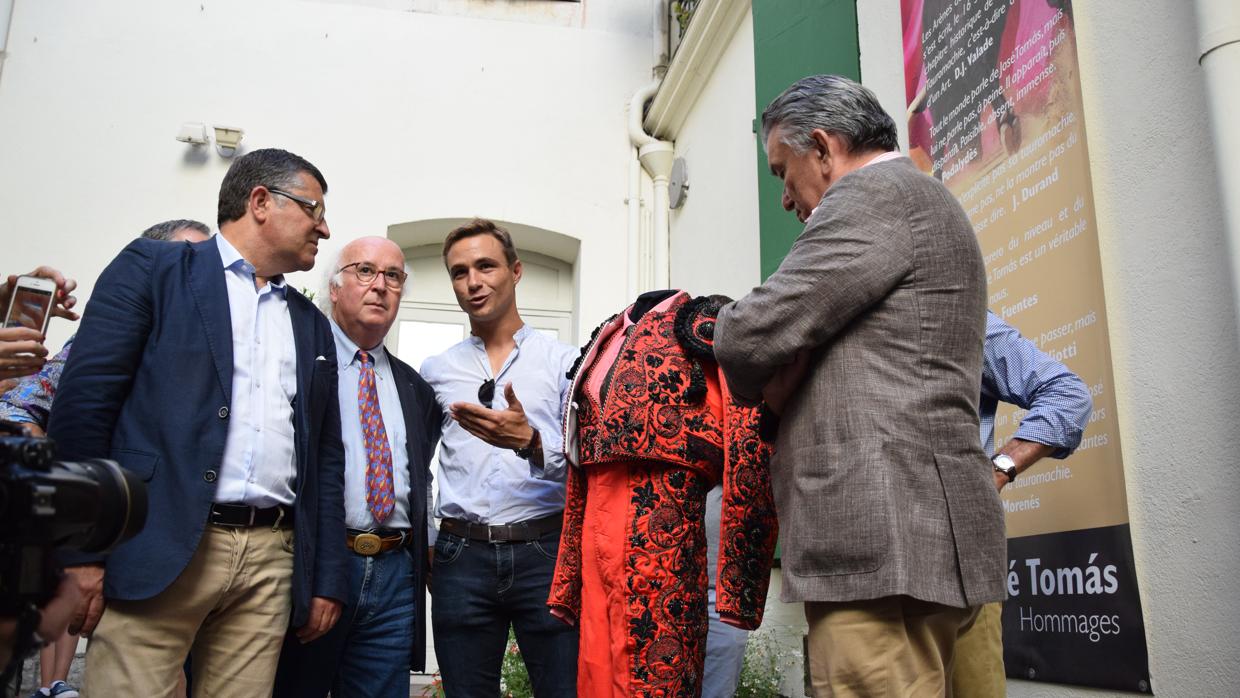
<box><xmin>83</xmin><ymin>524</ymin><xmax>294</xmax><ymax>698</ymax></box>
<box><xmin>950</xmin><ymin>602</ymin><xmax>1006</xmax><ymax>698</ymax></box>
<box><xmin>805</xmin><ymin>595</ymin><xmax>980</xmax><ymax>698</ymax></box>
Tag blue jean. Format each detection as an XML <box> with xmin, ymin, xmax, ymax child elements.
<box><xmin>430</xmin><ymin>529</ymin><xmax>578</xmax><ymax>697</ymax></box>
<box><xmin>274</xmin><ymin>546</ymin><xmax>416</xmax><ymax>698</ymax></box>
<box><xmin>702</xmin><ymin>588</ymin><xmax>749</xmax><ymax>698</ymax></box>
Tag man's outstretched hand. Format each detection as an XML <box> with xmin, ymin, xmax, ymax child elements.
<box><xmin>450</xmin><ymin>383</ymin><xmax>535</xmax><ymax>450</ymax></box>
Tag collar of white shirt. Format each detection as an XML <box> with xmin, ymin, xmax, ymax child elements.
<box><xmin>215</xmin><ymin>233</ymin><xmax>287</xmax><ymax>293</ymax></box>
<box><xmin>329</xmin><ymin>319</ymin><xmax>389</xmax><ymax>372</ymax></box>
<box><xmin>467</xmin><ymin>322</ymin><xmax>535</xmax><ymax>351</ymax></box>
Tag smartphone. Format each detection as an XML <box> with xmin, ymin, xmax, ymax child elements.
<box><xmin>4</xmin><ymin>275</ymin><xmax>57</xmax><ymax>334</ymax></box>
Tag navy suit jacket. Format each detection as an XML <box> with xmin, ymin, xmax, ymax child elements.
<box><xmin>386</xmin><ymin>351</ymin><xmax>441</xmax><ymax>672</ymax></box>
<box><xmin>47</xmin><ymin>237</ymin><xmax>348</xmax><ymax>627</ymax></box>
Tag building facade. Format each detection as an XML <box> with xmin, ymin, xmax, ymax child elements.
<box><xmin>2</xmin><ymin>0</ymin><xmax>1237</xmax><ymax>694</ymax></box>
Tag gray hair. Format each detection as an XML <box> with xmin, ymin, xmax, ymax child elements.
<box><xmin>317</xmin><ymin>245</ymin><xmax>412</xmax><ymax>314</ymax></box>
<box><xmin>760</xmin><ymin>74</ymin><xmax>898</xmax><ymax>155</ymax></box>
<box><xmin>141</xmin><ymin>219</ymin><xmax>210</xmax><ymax>241</ymax></box>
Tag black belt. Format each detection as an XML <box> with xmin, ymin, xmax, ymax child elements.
<box><xmin>209</xmin><ymin>503</ymin><xmax>293</xmax><ymax>528</ymax></box>
<box><xmin>346</xmin><ymin>528</ymin><xmax>412</xmax><ymax>556</ymax></box>
<box><xmin>439</xmin><ymin>514</ymin><xmax>562</xmax><ymax>543</ymax></box>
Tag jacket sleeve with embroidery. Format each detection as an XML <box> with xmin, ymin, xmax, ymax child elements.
<box><xmin>678</xmin><ymin>295</ymin><xmax>779</xmax><ymax>629</ymax></box>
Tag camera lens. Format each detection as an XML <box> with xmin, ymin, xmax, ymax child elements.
<box><xmin>74</xmin><ymin>459</ymin><xmax>149</xmax><ymax>552</ymax></box>
<box><xmin>44</xmin><ymin>459</ymin><xmax>149</xmax><ymax>553</ymax></box>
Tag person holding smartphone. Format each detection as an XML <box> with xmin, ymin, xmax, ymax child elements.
<box><xmin>0</xmin><ymin>267</ymin><xmax>78</xmax><ymax>382</ymax></box>
<box><xmin>4</xmin><ymin>275</ymin><xmax>56</xmax><ymax>334</ymax></box>
<box><xmin>1</xmin><ymin>221</ymin><xmax>209</xmax><ymax>438</ymax></box>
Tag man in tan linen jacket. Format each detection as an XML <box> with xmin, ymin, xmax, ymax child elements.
<box><xmin>714</xmin><ymin>74</ymin><xmax>1006</xmax><ymax>697</ymax></box>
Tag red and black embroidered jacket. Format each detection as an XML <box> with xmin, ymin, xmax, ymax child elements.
<box><xmin>549</xmin><ymin>293</ymin><xmax>778</xmax><ymax>629</ymax></box>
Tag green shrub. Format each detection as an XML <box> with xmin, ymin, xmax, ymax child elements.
<box><xmin>500</xmin><ymin>628</ymin><xmax>533</xmax><ymax>698</ymax></box>
<box><xmin>736</xmin><ymin>629</ymin><xmax>795</xmax><ymax>698</ymax></box>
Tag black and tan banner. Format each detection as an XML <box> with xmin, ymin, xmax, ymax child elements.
<box><xmin>899</xmin><ymin>0</ymin><xmax>1151</xmax><ymax>691</ymax></box>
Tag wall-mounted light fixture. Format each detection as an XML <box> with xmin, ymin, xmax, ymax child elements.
<box><xmin>176</xmin><ymin>122</ymin><xmax>245</xmax><ymax>157</ymax></box>
<box><xmin>175</xmin><ymin>122</ymin><xmax>209</xmax><ymax>146</ymax></box>
<box><xmin>212</xmin><ymin>126</ymin><xmax>244</xmax><ymax>157</ymax></box>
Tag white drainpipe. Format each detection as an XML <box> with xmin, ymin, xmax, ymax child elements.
<box><xmin>625</xmin><ymin>0</ymin><xmax>674</xmax><ymax>294</ymax></box>
<box><xmin>626</xmin><ymin>145</ymin><xmax>642</xmax><ymax>300</ymax></box>
<box><xmin>652</xmin><ymin>0</ymin><xmax>670</xmax><ymax>79</ymax></box>
<box><xmin>1195</xmin><ymin>0</ymin><xmax>1240</xmax><ymax>333</ymax></box>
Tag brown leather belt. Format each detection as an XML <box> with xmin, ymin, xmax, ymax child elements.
<box><xmin>346</xmin><ymin>528</ymin><xmax>412</xmax><ymax>556</ymax></box>
<box><xmin>439</xmin><ymin>514</ymin><xmax>562</xmax><ymax>543</ymax></box>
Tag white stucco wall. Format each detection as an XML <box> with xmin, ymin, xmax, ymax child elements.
<box><xmin>856</xmin><ymin>0</ymin><xmax>909</xmax><ymax>152</ymax></box>
<box><xmin>666</xmin><ymin>12</ymin><xmax>762</xmax><ymax>300</ymax></box>
<box><xmin>0</xmin><ymin>0</ymin><xmax>653</xmax><ymax>348</ymax></box>
<box><xmin>856</xmin><ymin>2</ymin><xmax>1240</xmax><ymax>696</ymax></box>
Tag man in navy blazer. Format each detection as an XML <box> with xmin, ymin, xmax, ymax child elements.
<box><xmin>274</xmin><ymin>236</ymin><xmax>441</xmax><ymax>698</ymax></box>
<box><xmin>48</xmin><ymin>148</ymin><xmax>348</xmax><ymax>696</ymax></box>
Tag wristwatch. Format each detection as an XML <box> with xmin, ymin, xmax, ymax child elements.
<box><xmin>514</xmin><ymin>430</ymin><xmax>541</xmax><ymax>460</ymax></box>
<box><xmin>993</xmin><ymin>454</ymin><xmax>1018</xmax><ymax>482</ymax></box>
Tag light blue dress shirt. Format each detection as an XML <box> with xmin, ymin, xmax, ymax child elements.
<box><xmin>979</xmin><ymin>311</ymin><xmax>1092</xmax><ymax>457</ymax></box>
<box><xmin>420</xmin><ymin>324</ymin><xmax>576</xmax><ymax>526</ymax></box>
<box><xmin>214</xmin><ymin>234</ymin><xmax>298</xmax><ymax>507</ymax></box>
<box><xmin>330</xmin><ymin>320</ymin><xmax>413</xmax><ymax>530</ymax></box>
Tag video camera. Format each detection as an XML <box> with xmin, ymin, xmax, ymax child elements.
<box><xmin>0</xmin><ymin>420</ymin><xmax>148</xmax><ymax>610</ymax></box>
<box><xmin>0</xmin><ymin>420</ymin><xmax>148</xmax><ymax>690</ymax></box>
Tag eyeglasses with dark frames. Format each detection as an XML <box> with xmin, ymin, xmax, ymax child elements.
<box><xmin>338</xmin><ymin>261</ymin><xmax>408</xmax><ymax>290</ymax></box>
<box><xmin>478</xmin><ymin>379</ymin><xmax>496</xmax><ymax>409</ymax></box>
<box><xmin>268</xmin><ymin>187</ymin><xmax>326</xmax><ymax>223</ymax></box>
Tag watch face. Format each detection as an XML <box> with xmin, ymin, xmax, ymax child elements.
<box><xmin>994</xmin><ymin>456</ymin><xmax>1016</xmax><ymax>478</ymax></box>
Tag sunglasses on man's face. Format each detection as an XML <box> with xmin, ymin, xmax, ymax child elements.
<box><xmin>478</xmin><ymin>379</ymin><xmax>496</xmax><ymax>409</ymax></box>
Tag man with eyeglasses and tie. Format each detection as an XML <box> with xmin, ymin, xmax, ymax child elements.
<box><xmin>274</xmin><ymin>236</ymin><xmax>442</xmax><ymax>697</ymax></box>
<box><xmin>48</xmin><ymin>148</ymin><xmax>348</xmax><ymax>696</ymax></box>
<box><xmin>420</xmin><ymin>218</ymin><xmax>579</xmax><ymax>696</ymax></box>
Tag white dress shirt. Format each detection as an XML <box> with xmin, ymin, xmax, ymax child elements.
<box><xmin>214</xmin><ymin>234</ymin><xmax>298</xmax><ymax>507</ymax></box>
<box><xmin>420</xmin><ymin>324</ymin><xmax>576</xmax><ymax>528</ymax></box>
<box><xmin>330</xmin><ymin>320</ymin><xmax>412</xmax><ymax>530</ymax></box>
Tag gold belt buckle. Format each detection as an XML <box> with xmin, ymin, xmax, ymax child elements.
<box><xmin>352</xmin><ymin>532</ymin><xmax>383</xmax><ymax>556</ymax></box>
